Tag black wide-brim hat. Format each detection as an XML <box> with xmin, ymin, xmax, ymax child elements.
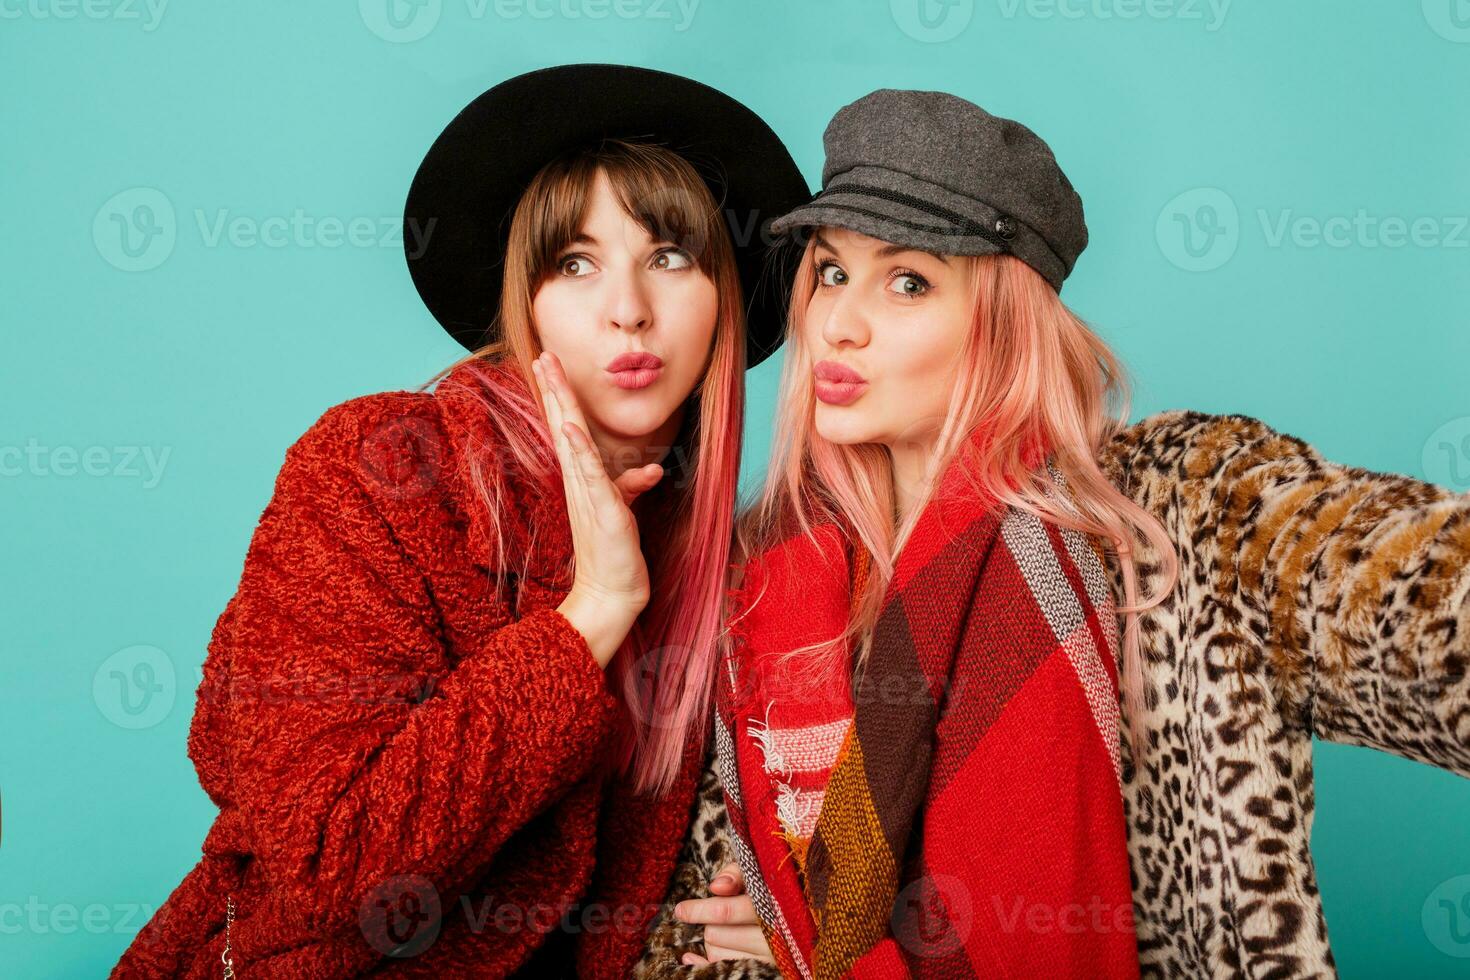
<box><xmin>403</xmin><ymin>64</ymin><xmax>812</xmax><ymax>368</ymax></box>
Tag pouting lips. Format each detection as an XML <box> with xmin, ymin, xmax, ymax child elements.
<box><xmin>607</xmin><ymin>351</ymin><xmax>664</xmax><ymax>390</ymax></box>
<box><xmin>813</xmin><ymin>359</ymin><xmax>868</xmax><ymax>405</ymax></box>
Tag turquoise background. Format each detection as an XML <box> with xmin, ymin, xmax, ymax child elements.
<box><xmin>4</xmin><ymin>1</ymin><xmax>1470</xmax><ymax>975</ymax></box>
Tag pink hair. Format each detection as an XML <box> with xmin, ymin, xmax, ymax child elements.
<box><xmin>422</xmin><ymin>140</ymin><xmax>746</xmax><ymax>796</ymax></box>
<box><xmin>740</xmin><ymin>238</ymin><xmax>1180</xmax><ymax>756</ymax></box>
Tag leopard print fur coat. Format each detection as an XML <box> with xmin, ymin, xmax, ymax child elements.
<box><xmin>634</xmin><ymin>409</ymin><xmax>1470</xmax><ymax>980</ymax></box>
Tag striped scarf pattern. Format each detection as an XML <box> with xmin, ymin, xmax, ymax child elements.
<box><xmin>716</xmin><ymin>438</ymin><xmax>1139</xmax><ymax>979</ymax></box>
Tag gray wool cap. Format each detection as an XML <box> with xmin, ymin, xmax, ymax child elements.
<box><xmin>770</xmin><ymin>89</ymin><xmax>1088</xmax><ymax>291</ymax></box>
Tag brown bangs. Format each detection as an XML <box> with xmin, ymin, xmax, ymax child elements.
<box><xmin>513</xmin><ymin>138</ymin><xmax>733</xmax><ymax>287</ymax></box>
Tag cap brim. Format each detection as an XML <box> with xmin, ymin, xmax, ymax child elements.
<box><xmin>768</xmin><ymin>162</ymin><xmax>1013</xmax><ymax>256</ymax></box>
<box><xmin>770</xmin><ymin>197</ymin><xmax>1011</xmax><ymax>259</ymax></box>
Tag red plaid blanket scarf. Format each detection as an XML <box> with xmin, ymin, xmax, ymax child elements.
<box><xmin>715</xmin><ymin>431</ymin><xmax>1140</xmax><ymax>979</ymax></box>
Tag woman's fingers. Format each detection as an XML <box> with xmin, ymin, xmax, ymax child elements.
<box><xmin>531</xmin><ymin>359</ymin><xmax>576</xmax><ymax>498</ymax></box>
<box><xmin>539</xmin><ymin>350</ymin><xmax>592</xmax><ymax>435</ymax></box>
<box><xmin>702</xmin><ymin>940</ymin><xmax>773</xmax><ymax>964</ymax></box>
<box><xmin>702</xmin><ymin>924</ymin><xmax>771</xmax><ymax>958</ymax></box>
<box><xmin>531</xmin><ymin>357</ymin><xmax>563</xmax><ymax>438</ymax></box>
<box><xmin>538</xmin><ymin>352</ymin><xmax>663</xmax><ymax>510</ymax></box>
<box><xmin>673</xmin><ymin>895</ymin><xmax>759</xmax><ymax>926</ymax></box>
<box><xmin>538</xmin><ymin>355</ymin><xmax>618</xmax><ymax>506</ymax></box>
<box><xmin>531</xmin><ymin>350</ymin><xmax>648</xmax><ymax>667</ymax></box>
<box><xmin>536</xmin><ymin>356</ymin><xmax>603</xmax><ymax>525</ymax></box>
<box><xmin>676</xmin><ymin>890</ymin><xmax>775</xmax><ymax>965</ymax></box>
<box><xmin>562</xmin><ymin>420</ymin><xmax>630</xmax><ymax>527</ymax></box>
<box><xmin>612</xmin><ymin>462</ymin><xmax>663</xmax><ymax>506</ymax></box>
<box><xmin>708</xmin><ymin>862</ymin><xmax>745</xmax><ymax>895</ymax></box>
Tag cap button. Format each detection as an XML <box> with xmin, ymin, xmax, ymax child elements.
<box><xmin>994</xmin><ymin>215</ymin><xmax>1017</xmax><ymax>241</ymax></box>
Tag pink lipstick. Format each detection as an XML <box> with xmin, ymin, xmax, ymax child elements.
<box><xmin>813</xmin><ymin>360</ymin><xmax>868</xmax><ymax>406</ymax></box>
<box><xmin>606</xmin><ymin>351</ymin><xmax>664</xmax><ymax>390</ymax></box>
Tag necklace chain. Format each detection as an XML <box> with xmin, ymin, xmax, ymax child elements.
<box><xmin>221</xmin><ymin>894</ymin><xmax>235</xmax><ymax>980</ymax></box>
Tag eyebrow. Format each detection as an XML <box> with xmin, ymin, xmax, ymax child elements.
<box><xmin>811</xmin><ymin>230</ymin><xmax>950</xmax><ymax>266</ymax></box>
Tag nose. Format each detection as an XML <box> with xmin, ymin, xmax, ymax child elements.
<box><xmin>606</xmin><ymin>265</ymin><xmax>652</xmax><ymax>334</ymax></box>
<box><xmin>818</xmin><ymin>284</ymin><xmax>871</xmax><ymax>350</ymax></box>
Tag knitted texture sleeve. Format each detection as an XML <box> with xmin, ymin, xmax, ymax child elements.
<box><xmin>214</xmin><ymin>394</ymin><xmax>620</xmax><ymax>941</ymax></box>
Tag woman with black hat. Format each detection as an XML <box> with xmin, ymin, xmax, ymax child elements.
<box><xmin>108</xmin><ymin>64</ymin><xmax>807</xmax><ymax>979</ymax></box>
<box><xmin>651</xmin><ymin>88</ymin><xmax>1470</xmax><ymax>980</ymax></box>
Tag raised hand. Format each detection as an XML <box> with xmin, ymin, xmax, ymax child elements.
<box><xmin>532</xmin><ymin>350</ymin><xmax>657</xmax><ymax>668</ymax></box>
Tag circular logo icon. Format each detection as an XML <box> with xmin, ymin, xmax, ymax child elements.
<box><xmin>1155</xmin><ymin>187</ymin><xmax>1239</xmax><ymax>272</ymax></box>
<box><xmin>94</xmin><ymin>187</ymin><xmax>176</xmax><ymax>272</ymax></box>
<box><xmin>890</xmin><ymin>0</ymin><xmax>975</xmax><ymax>42</ymax></box>
<box><xmin>891</xmin><ymin>873</ymin><xmax>973</xmax><ymax>959</ymax></box>
<box><xmin>1422</xmin><ymin>416</ymin><xmax>1470</xmax><ymax>492</ymax></box>
<box><xmin>619</xmin><ymin>645</ymin><xmax>692</xmax><ymax>732</ymax></box>
<box><xmin>93</xmin><ymin>645</ymin><xmax>177</xmax><ymax>729</ymax></box>
<box><xmin>358</xmin><ymin>415</ymin><xmax>447</xmax><ymax>502</ymax></box>
<box><xmin>1423</xmin><ymin>0</ymin><xmax>1470</xmax><ymax>43</ymax></box>
<box><xmin>359</xmin><ymin>0</ymin><xmax>442</xmax><ymax>42</ymax></box>
<box><xmin>359</xmin><ymin>874</ymin><xmax>442</xmax><ymax>958</ymax></box>
<box><xmin>627</xmin><ymin>186</ymin><xmax>712</xmax><ymax>268</ymax></box>
<box><xmin>1422</xmin><ymin>873</ymin><xmax>1470</xmax><ymax>958</ymax></box>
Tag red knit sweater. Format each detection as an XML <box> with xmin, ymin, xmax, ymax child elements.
<box><xmin>109</xmin><ymin>360</ymin><xmax>703</xmax><ymax>978</ymax></box>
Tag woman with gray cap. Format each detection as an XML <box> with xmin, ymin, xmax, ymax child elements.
<box><xmin>645</xmin><ymin>88</ymin><xmax>1470</xmax><ymax>979</ymax></box>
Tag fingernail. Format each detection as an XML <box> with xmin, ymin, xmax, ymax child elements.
<box><xmin>712</xmin><ymin>875</ymin><xmax>734</xmax><ymax>888</ymax></box>
<box><xmin>673</xmin><ymin>902</ymin><xmax>687</xmax><ymax>919</ymax></box>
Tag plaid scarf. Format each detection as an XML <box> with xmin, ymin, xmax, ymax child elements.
<box><xmin>715</xmin><ymin>431</ymin><xmax>1140</xmax><ymax>979</ymax></box>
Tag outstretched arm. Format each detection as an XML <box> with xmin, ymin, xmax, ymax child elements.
<box><xmin>1247</xmin><ymin>431</ymin><xmax>1469</xmax><ymax>772</ymax></box>
<box><xmin>1154</xmin><ymin>411</ymin><xmax>1470</xmax><ymax>775</ymax></box>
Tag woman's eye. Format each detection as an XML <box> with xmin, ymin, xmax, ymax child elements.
<box><xmin>816</xmin><ymin>262</ymin><xmax>846</xmax><ymax>287</ymax></box>
<box><xmin>652</xmin><ymin>248</ymin><xmax>692</xmax><ymax>270</ymax></box>
<box><xmin>889</xmin><ymin>273</ymin><xmax>929</xmax><ymax>297</ymax></box>
<box><xmin>557</xmin><ymin>254</ymin><xmax>595</xmax><ymax>278</ymax></box>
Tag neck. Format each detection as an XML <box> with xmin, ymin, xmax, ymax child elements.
<box><xmin>887</xmin><ymin>434</ymin><xmax>939</xmax><ymax>524</ymax></box>
<box><xmin>586</xmin><ymin>401</ymin><xmax>687</xmax><ymax>481</ymax></box>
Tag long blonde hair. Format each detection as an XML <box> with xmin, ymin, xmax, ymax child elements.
<box><xmin>740</xmin><ymin>240</ymin><xmax>1179</xmax><ymax>754</ymax></box>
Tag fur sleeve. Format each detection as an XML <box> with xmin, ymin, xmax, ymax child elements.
<box><xmin>1107</xmin><ymin>409</ymin><xmax>1470</xmax><ymax>776</ymax></box>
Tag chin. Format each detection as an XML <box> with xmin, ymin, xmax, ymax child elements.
<box><xmin>591</xmin><ymin>399</ymin><xmax>676</xmax><ymax>441</ymax></box>
<box><xmin>813</xmin><ymin>408</ymin><xmax>877</xmax><ymax>446</ymax></box>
